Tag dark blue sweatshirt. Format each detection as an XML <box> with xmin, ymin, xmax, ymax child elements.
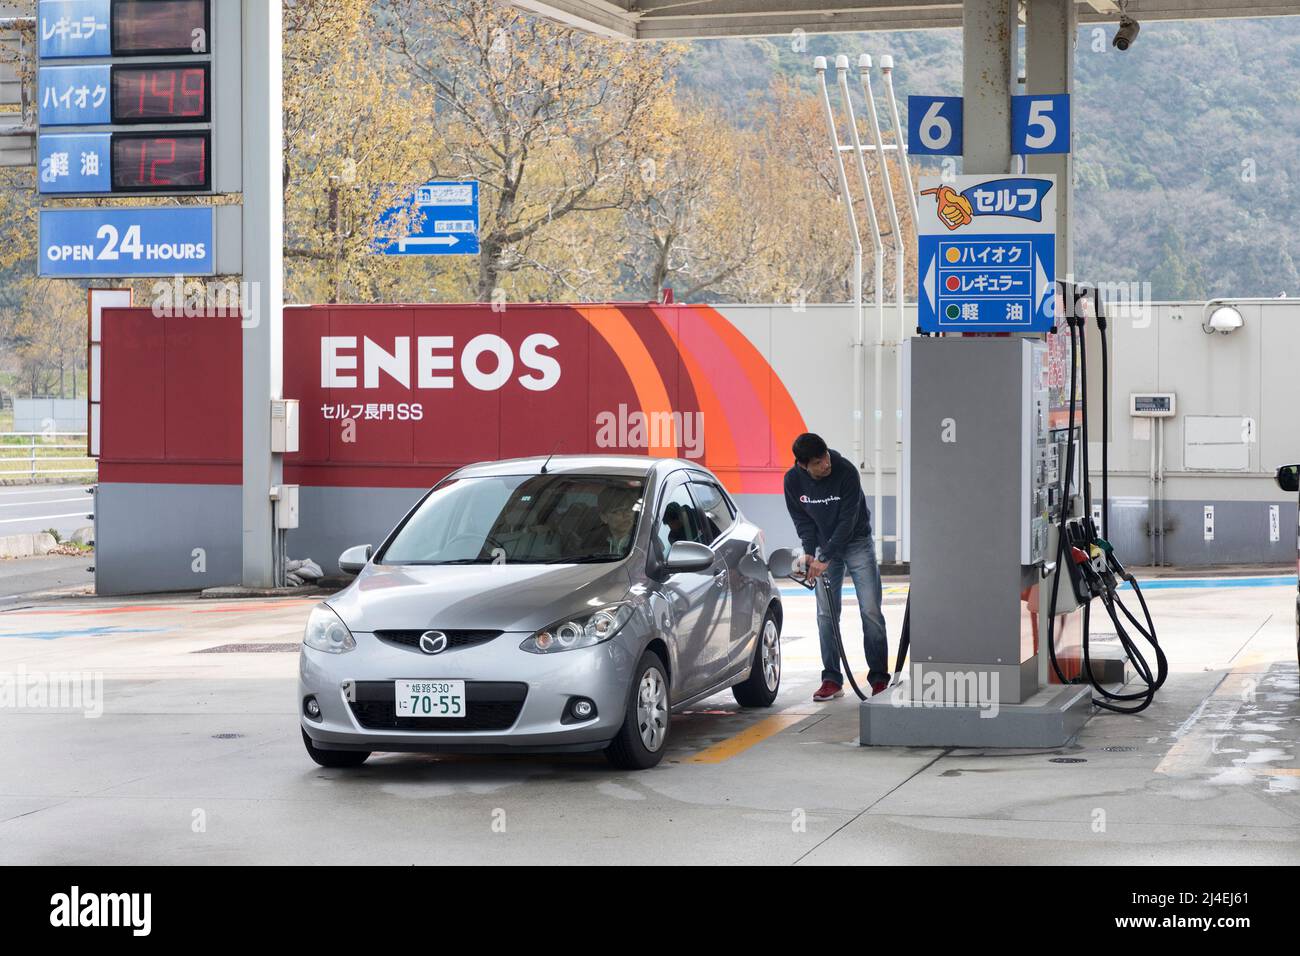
<box><xmin>783</xmin><ymin>449</ymin><xmax>872</xmax><ymax>561</ymax></box>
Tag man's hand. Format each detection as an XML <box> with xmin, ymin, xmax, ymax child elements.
<box><xmin>807</xmin><ymin>558</ymin><xmax>830</xmax><ymax>580</ymax></box>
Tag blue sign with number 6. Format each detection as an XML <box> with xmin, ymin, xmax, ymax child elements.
<box><xmin>1012</xmin><ymin>94</ymin><xmax>1071</xmax><ymax>154</ymax></box>
<box><xmin>908</xmin><ymin>95</ymin><xmax>963</xmax><ymax>156</ymax></box>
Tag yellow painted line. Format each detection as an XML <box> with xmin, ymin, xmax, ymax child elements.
<box><xmin>1254</xmin><ymin>768</ymin><xmax>1300</xmax><ymax>777</ymax></box>
<box><xmin>1156</xmin><ymin>652</ymin><xmax>1276</xmax><ymax>777</ymax></box>
<box><xmin>683</xmin><ymin>713</ymin><xmax>808</xmax><ymax>764</ymax></box>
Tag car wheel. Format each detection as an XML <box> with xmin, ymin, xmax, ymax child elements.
<box><xmin>732</xmin><ymin>609</ymin><xmax>780</xmax><ymax>708</ymax></box>
<box><xmin>605</xmin><ymin>650</ymin><xmax>670</xmax><ymax>770</ymax></box>
<box><xmin>302</xmin><ymin>728</ymin><xmax>370</xmax><ymax>768</ymax></box>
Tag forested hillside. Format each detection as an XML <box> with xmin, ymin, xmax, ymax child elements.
<box><xmin>678</xmin><ymin>16</ymin><xmax>1300</xmax><ymax>300</ymax></box>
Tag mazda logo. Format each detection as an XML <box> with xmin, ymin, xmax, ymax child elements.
<box><xmin>419</xmin><ymin>631</ymin><xmax>449</xmax><ymax>655</ymax></box>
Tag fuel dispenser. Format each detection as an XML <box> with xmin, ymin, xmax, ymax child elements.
<box><xmin>856</xmin><ymin>282</ymin><xmax>1165</xmax><ymax>746</ymax></box>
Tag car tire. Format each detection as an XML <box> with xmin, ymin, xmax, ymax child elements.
<box><xmin>732</xmin><ymin>609</ymin><xmax>780</xmax><ymax>708</ymax></box>
<box><xmin>605</xmin><ymin>649</ymin><xmax>670</xmax><ymax>770</ymax></box>
<box><xmin>302</xmin><ymin>728</ymin><xmax>370</xmax><ymax>768</ymax></box>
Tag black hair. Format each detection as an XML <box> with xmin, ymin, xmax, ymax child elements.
<box><xmin>791</xmin><ymin>433</ymin><xmax>828</xmax><ymax>465</ymax></box>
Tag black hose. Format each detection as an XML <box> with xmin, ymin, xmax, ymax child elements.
<box><xmin>1045</xmin><ymin>288</ymin><xmax>1167</xmax><ymax>714</ymax></box>
<box><xmin>892</xmin><ymin>594</ymin><xmax>911</xmax><ymax>684</ymax></box>
<box><xmin>817</xmin><ymin>574</ymin><xmax>869</xmax><ymax>701</ymax></box>
<box><xmin>1045</xmin><ymin>319</ymin><xmax>1078</xmax><ymax>686</ymax></box>
<box><xmin>787</xmin><ymin>570</ymin><xmax>868</xmax><ymax>701</ymax></box>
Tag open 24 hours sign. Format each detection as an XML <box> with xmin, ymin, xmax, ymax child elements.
<box><xmin>39</xmin><ymin>207</ymin><xmax>215</xmax><ymax>277</ymax></box>
<box><xmin>916</xmin><ymin>174</ymin><xmax>1057</xmax><ymax>334</ymax></box>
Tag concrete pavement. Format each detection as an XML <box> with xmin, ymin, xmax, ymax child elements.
<box><xmin>0</xmin><ymin>579</ymin><xmax>1295</xmax><ymax>865</ymax></box>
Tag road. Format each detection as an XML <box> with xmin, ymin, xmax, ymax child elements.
<box><xmin>0</xmin><ymin>484</ymin><xmax>94</xmax><ymax>539</ymax></box>
<box><xmin>0</xmin><ymin>578</ymin><xmax>1294</xmax><ymax>865</ymax></box>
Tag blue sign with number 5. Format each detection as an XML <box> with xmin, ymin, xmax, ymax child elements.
<box><xmin>908</xmin><ymin>95</ymin><xmax>963</xmax><ymax>157</ymax></box>
<box><xmin>1012</xmin><ymin>94</ymin><xmax>1070</xmax><ymax>154</ymax></box>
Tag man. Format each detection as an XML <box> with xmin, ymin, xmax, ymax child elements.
<box><xmin>784</xmin><ymin>433</ymin><xmax>889</xmax><ymax>701</ymax></box>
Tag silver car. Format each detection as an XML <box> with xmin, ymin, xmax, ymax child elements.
<box><xmin>299</xmin><ymin>455</ymin><xmax>783</xmax><ymax>770</ymax></box>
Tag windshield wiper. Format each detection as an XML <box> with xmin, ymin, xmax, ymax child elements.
<box><xmin>541</xmin><ymin>554</ymin><xmax>621</xmax><ymax>564</ymax></box>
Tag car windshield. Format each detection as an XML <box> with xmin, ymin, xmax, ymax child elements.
<box><xmin>380</xmin><ymin>473</ymin><xmax>647</xmax><ymax>565</ymax></box>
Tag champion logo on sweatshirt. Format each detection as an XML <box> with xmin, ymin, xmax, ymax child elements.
<box><xmin>799</xmin><ymin>494</ymin><xmax>842</xmax><ymax>505</ymax></box>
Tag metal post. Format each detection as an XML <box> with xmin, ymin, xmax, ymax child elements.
<box><xmin>858</xmin><ymin>56</ymin><xmax>907</xmax><ymax>565</ymax></box>
<box><xmin>878</xmin><ymin>55</ymin><xmax>917</xmax><ymax>563</ymax></box>
<box><xmin>1026</xmin><ymin>0</ymin><xmax>1076</xmax><ymax>278</ymax></box>
<box><xmin>879</xmin><ymin>57</ymin><xmax>920</xmax><ymax>235</ymax></box>
<box><xmin>815</xmin><ymin>57</ymin><xmax>865</xmax><ymax>473</ymax></box>
<box><xmin>241</xmin><ymin>0</ymin><xmax>284</xmax><ymax>588</ymax></box>
<box><xmin>834</xmin><ymin>57</ymin><xmax>885</xmax><ymax>564</ymax></box>
<box><xmin>963</xmin><ymin>0</ymin><xmax>1017</xmax><ymax>175</ymax></box>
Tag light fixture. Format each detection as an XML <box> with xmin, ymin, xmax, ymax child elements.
<box><xmin>1202</xmin><ymin>305</ymin><xmax>1244</xmax><ymax>335</ymax></box>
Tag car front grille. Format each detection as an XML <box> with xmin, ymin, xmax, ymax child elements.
<box><xmin>348</xmin><ymin>681</ymin><xmax>527</xmax><ymax>731</ymax></box>
<box><xmin>372</xmin><ymin>629</ymin><xmax>502</xmax><ymax>653</ymax></box>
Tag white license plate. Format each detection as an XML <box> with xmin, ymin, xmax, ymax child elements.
<box><xmin>395</xmin><ymin>679</ymin><xmax>466</xmax><ymax>718</ymax></box>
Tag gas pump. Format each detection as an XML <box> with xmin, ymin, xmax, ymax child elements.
<box><xmin>856</xmin><ymin>282</ymin><xmax>1167</xmax><ymax>747</ymax></box>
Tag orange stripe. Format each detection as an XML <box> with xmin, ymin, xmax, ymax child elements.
<box><xmin>651</xmin><ymin>306</ymin><xmax>742</xmax><ymax>481</ymax></box>
<box><xmin>688</xmin><ymin>305</ymin><xmax>808</xmax><ymax>470</ymax></box>
<box><xmin>575</xmin><ymin>306</ymin><xmax>677</xmax><ymax>457</ymax></box>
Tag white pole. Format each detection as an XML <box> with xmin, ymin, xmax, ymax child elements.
<box><xmin>815</xmin><ymin>57</ymin><xmax>865</xmax><ymax>474</ymax></box>
<box><xmin>880</xmin><ymin>55</ymin><xmax>918</xmax><ymax>565</ymax></box>
<box><xmin>241</xmin><ymin>0</ymin><xmax>284</xmax><ymax>587</ymax></box>
<box><xmin>859</xmin><ymin>56</ymin><xmax>905</xmax><ymax>566</ymax></box>
<box><xmin>835</xmin><ymin>58</ymin><xmax>885</xmax><ymax>564</ymax></box>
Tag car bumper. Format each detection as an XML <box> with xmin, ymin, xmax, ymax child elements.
<box><xmin>298</xmin><ymin>631</ymin><xmax>641</xmax><ymax>753</ymax></box>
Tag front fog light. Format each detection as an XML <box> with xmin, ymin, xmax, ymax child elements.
<box><xmin>564</xmin><ymin>697</ymin><xmax>597</xmax><ymax>723</ymax></box>
<box><xmin>304</xmin><ymin>696</ymin><xmax>321</xmax><ymax>719</ymax></box>
<box><xmin>303</xmin><ymin>604</ymin><xmax>356</xmax><ymax>654</ymax></box>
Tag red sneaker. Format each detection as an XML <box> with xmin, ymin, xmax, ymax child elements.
<box><xmin>812</xmin><ymin>680</ymin><xmax>844</xmax><ymax>702</ymax></box>
<box><xmin>871</xmin><ymin>680</ymin><xmax>889</xmax><ymax>697</ymax></box>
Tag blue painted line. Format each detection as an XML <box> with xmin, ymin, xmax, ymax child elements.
<box><xmin>779</xmin><ymin>575</ymin><xmax>1295</xmax><ymax>598</ymax></box>
<box><xmin>1117</xmin><ymin>576</ymin><xmax>1294</xmax><ymax>591</ymax></box>
<box><xmin>0</xmin><ymin>626</ymin><xmax>170</xmax><ymax>641</ymax></box>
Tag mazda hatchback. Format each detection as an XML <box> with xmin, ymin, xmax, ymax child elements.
<box><xmin>299</xmin><ymin>456</ymin><xmax>783</xmax><ymax>770</ymax></box>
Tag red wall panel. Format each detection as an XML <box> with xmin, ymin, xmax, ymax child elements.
<box><xmin>99</xmin><ymin>303</ymin><xmax>805</xmax><ymax>492</ymax></box>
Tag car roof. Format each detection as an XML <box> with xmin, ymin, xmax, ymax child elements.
<box><xmin>453</xmin><ymin>454</ymin><xmax>702</xmax><ymax>480</ymax></box>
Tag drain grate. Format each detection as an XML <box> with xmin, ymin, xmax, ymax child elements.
<box><xmin>211</xmin><ymin>733</ymin><xmax>243</xmax><ymax>739</ymax></box>
<box><xmin>194</xmin><ymin>642</ymin><xmax>300</xmax><ymax>654</ymax></box>
<box><xmin>1049</xmin><ymin>757</ymin><xmax>1088</xmax><ymax>764</ymax></box>
<box><xmin>1101</xmin><ymin>745</ymin><xmax>1138</xmax><ymax>752</ymax></box>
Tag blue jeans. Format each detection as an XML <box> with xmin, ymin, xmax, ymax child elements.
<box><xmin>815</xmin><ymin>536</ymin><xmax>889</xmax><ymax>686</ymax></box>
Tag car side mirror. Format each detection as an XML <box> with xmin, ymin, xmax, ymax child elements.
<box><xmin>1278</xmin><ymin>465</ymin><xmax>1300</xmax><ymax>494</ymax></box>
<box><xmin>338</xmin><ymin>544</ymin><xmax>373</xmax><ymax>575</ymax></box>
<box><xmin>766</xmin><ymin>547</ymin><xmax>797</xmax><ymax>578</ymax></box>
<box><xmin>664</xmin><ymin>540</ymin><xmax>714</xmax><ymax>574</ymax></box>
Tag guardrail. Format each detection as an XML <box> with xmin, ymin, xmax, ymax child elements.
<box><xmin>0</xmin><ymin>432</ymin><xmax>97</xmax><ymax>479</ymax></box>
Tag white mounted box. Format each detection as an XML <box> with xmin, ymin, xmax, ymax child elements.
<box><xmin>273</xmin><ymin>485</ymin><xmax>299</xmax><ymax>530</ymax></box>
<box><xmin>270</xmin><ymin>399</ymin><xmax>299</xmax><ymax>454</ymax></box>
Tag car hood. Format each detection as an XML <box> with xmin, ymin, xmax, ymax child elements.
<box><xmin>328</xmin><ymin>559</ymin><xmax>637</xmax><ymax>633</ymax></box>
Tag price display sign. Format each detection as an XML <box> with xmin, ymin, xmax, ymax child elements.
<box><xmin>111</xmin><ymin>63</ymin><xmax>209</xmax><ymax>123</ymax></box>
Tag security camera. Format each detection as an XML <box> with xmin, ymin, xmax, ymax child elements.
<box><xmin>1113</xmin><ymin>16</ymin><xmax>1140</xmax><ymax>51</ymax></box>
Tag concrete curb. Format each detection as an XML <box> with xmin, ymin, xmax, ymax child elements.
<box><xmin>0</xmin><ymin>532</ymin><xmax>61</xmax><ymax>559</ymax></box>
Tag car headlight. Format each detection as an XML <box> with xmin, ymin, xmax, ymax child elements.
<box><xmin>520</xmin><ymin>603</ymin><xmax>634</xmax><ymax>654</ymax></box>
<box><xmin>303</xmin><ymin>603</ymin><xmax>356</xmax><ymax>654</ymax></box>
